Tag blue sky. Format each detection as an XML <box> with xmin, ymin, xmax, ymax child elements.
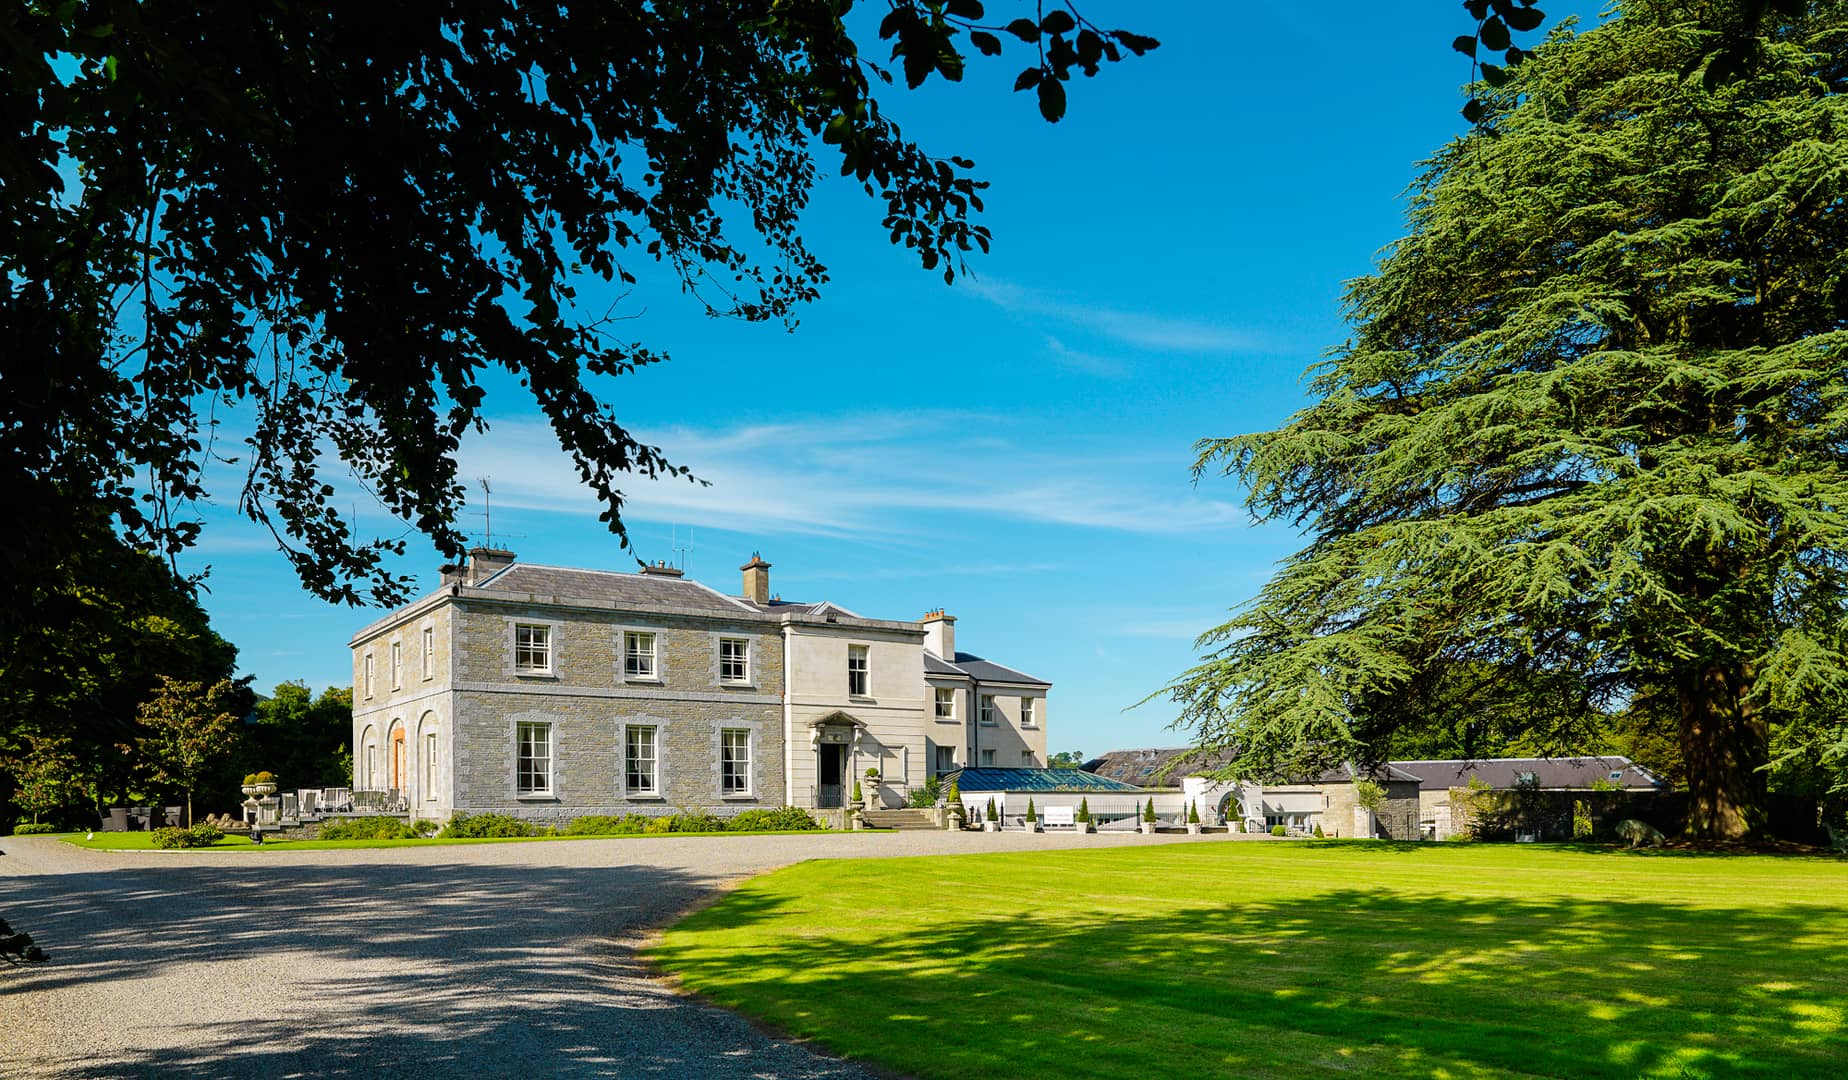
<box><xmin>181</xmin><ymin>2</ymin><xmax>1606</xmax><ymax>758</ymax></box>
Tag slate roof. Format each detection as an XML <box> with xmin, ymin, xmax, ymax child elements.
<box><xmin>944</xmin><ymin>767</ymin><xmax>1143</xmax><ymax>793</ymax></box>
<box><xmin>1087</xmin><ymin>748</ymin><xmax>1661</xmax><ymax>793</ymax></box>
<box><xmin>471</xmin><ymin>563</ymin><xmax>762</xmax><ymax>619</ymax></box>
<box><xmin>1390</xmin><ymin>756</ymin><xmax>1660</xmax><ymax>792</ymax></box>
<box><xmin>1087</xmin><ymin>747</ymin><xmax>1237</xmax><ymax>788</ymax></box>
<box><xmin>922</xmin><ymin>650</ymin><xmax>1049</xmax><ymax>685</ymax></box>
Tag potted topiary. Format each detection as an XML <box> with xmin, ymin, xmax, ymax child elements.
<box><xmin>983</xmin><ymin>797</ymin><xmax>999</xmax><ymax>833</ymax></box>
<box><xmin>1024</xmin><ymin>798</ymin><xmax>1040</xmax><ymax>834</ymax></box>
<box><xmin>1075</xmin><ymin>797</ymin><xmax>1092</xmax><ymax>835</ymax></box>
<box><xmin>241</xmin><ymin>773</ymin><xmax>260</xmax><ymax>797</ymax></box>
<box><xmin>1140</xmin><ymin>798</ymin><xmax>1158</xmax><ymax>835</ymax></box>
<box><xmin>252</xmin><ymin>771</ymin><xmax>278</xmax><ymax>797</ymax></box>
<box><xmin>1186</xmin><ymin>800</ymin><xmax>1202</xmax><ymax>836</ymax></box>
<box><xmin>945</xmin><ymin>782</ymin><xmax>965</xmax><ymax>830</ymax></box>
<box><xmin>862</xmin><ymin>768</ymin><xmax>882</xmax><ymax>810</ymax></box>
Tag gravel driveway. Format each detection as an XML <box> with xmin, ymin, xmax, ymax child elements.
<box><xmin>0</xmin><ymin>829</ymin><xmax>1181</xmax><ymax>1078</ymax></box>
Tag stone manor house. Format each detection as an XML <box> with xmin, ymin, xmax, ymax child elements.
<box><xmin>348</xmin><ymin>547</ymin><xmax>1048</xmax><ymax>822</ymax></box>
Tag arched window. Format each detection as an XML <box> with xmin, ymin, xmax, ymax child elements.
<box><xmin>361</xmin><ymin>725</ymin><xmax>379</xmax><ymax>789</ymax></box>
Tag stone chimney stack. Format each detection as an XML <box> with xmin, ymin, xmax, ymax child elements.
<box><xmin>741</xmin><ymin>553</ymin><xmax>771</xmax><ymax>605</ymax></box>
<box><xmin>921</xmin><ymin>609</ymin><xmax>956</xmax><ymax>659</ymax></box>
<box><xmin>464</xmin><ymin>546</ymin><xmax>516</xmax><ymax>585</ymax></box>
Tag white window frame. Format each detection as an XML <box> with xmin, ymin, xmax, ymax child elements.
<box><xmin>980</xmin><ymin>694</ymin><xmax>997</xmax><ymax>725</ymax></box>
<box><xmin>720</xmin><ymin>728</ymin><xmax>752</xmax><ymax>796</ymax></box>
<box><xmin>1021</xmin><ymin>750</ymin><xmax>1035</xmax><ymax>767</ymax></box>
<box><xmin>423</xmin><ymin>731</ymin><xmax>438</xmax><ymax>800</ymax></box>
<box><xmin>624</xmin><ymin>631</ymin><xmax>658</xmax><ymax>680</ymax></box>
<box><xmin>422</xmin><ymin>627</ymin><xmax>435</xmax><ymax>680</ymax></box>
<box><xmin>514</xmin><ymin>624</ymin><xmax>552</xmax><ymax>674</ymax></box>
<box><xmin>390</xmin><ymin>641</ymin><xmax>402</xmax><ymax>689</ymax></box>
<box><xmin>934</xmin><ymin>687</ymin><xmax>955</xmax><ymax>720</ymax></box>
<box><xmin>363</xmin><ymin>653</ymin><xmax>374</xmax><ymax>699</ymax></box>
<box><xmin>980</xmin><ymin>748</ymin><xmax>996</xmax><ymax>767</ymax></box>
<box><xmin>1020</xmin><ymin>697</ymin><xmax>1036</xmax><ymax>727</ymax></box>
<box><xmin>625</xmin><ymin>725</ymin><xmax>659</xmax><ymax>796</ymax></box>
<box><xmin>847</xmin><ymin>644</ymin><xmax>869</xmax><ymax>697</ymax></box>
<box><xmin>719</xmin><ymin>637</ymin><xmax>750</xmax><ymax>684</ymax></box>
<box><xmin>935</xmin><ymin>745</ymin><xmax>956</xmax><ymax>774</ymax></box>
<box><xmin>516</xmin><ymin>721</ymin><xmax>553</xmax><ymax>796</ymax></box>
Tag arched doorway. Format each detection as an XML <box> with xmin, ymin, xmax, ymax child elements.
<box><xmin>391</xmin><ymin>725</ymin><xmax>407</xmax><ymax>793</ymax></box>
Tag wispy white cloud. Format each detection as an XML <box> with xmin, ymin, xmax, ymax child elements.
<box><xmin>1044</xmin><ymin>335</ymin><xmax>1128</xmax><ymax>378</ymax></box>
<box><xmin>454</xmin><ymin>413</ymin><xmax>1246</xmax><ymax>541</ymax></box>
<box><xmin>968</xmin><ymin>278</ymin><xmax>1263</xmax><ymax>354</ymax></box>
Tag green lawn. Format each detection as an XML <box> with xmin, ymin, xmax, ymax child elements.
<box><xmin>651</xmin><ymin>841</ymin><xmax>1848</xmax><ymax>1079</ymax></box>
<box><xmin>54</xmin><ymin>827</ymin><xmax>831</xmax><ymax>852</ymax></box>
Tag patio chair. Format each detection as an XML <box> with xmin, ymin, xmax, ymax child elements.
<box><xmin>322</xmin><ymin>788</ymin><xmax>352</xmax><ymax>813</ymax></box>
<box><xmin>297</xmin><ymin>789</ymin><xmax>321</xmax><ymax>818</ymax></box>
<box><xmin>162</xmin><ymin>806</ymin><xmax>183</xmax><ymax>828</ymax></box>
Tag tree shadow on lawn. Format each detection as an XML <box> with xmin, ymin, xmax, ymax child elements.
<box><xmin>663</xmin><ymin>884</ymin><xmax>1848</xmax><ymax>1080</ymax></box>
<box><xmin>0</xmin><ymin>854</ymin><xmax>871</xmax><ymax>1079</ymax></box>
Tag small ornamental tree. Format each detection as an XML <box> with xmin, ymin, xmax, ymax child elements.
<box><xmin>1354</xmin><ymin>779</ymin><xmax>1388</xmax><ymax>815</ymax></box>
<box><xmin>10</xmin><ymin>737</ymin><xmax>81</xmax><ymax>825</ymax></box>
<box><xmin>1077</xmin><ymin>797</ymin><xmax>1092</xmax><ymax>824</ymax></box>
<box><xmin>1143</xmin><ymin>798</ymin><xmax>1157</xmax><ymax>824</ymax></box>
<box><xmin>986</xmin><ymin>797</ymin><xmax>998</xmax><ymax>824</ymax></box>
<box><xmin>1188</xmin><ymin>800</ymin><xmax>1201</xmax><ymax>825</ymax></box>
<box><xmin>136</xmin><ymin>677</ymin><xmax>241</xmax><ymax>827</ymax></box>
<box><xmin>1025</xmin><ymin>798</ymin><xmax>1037</xmax><ymax>823</ymax></box>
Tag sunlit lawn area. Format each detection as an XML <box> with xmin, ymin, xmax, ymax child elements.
<box><xmin>652</xmin><ymin>841</ymin><xmax>1848</xmax><ymax>1079</ymax></box>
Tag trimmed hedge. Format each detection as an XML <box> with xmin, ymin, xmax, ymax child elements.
<box><xmin>319</xmin><ymin>817</ymin><xmax>422</xmax><ymax>841</ymax></box>
<box><xmin>725</xmin><ymin>807</ymin><xmax>821</xmax><ymax>832</ymax></box>
<box><xmin>10</xmin><ymin>822</ymin><xmax>59</xmax><ymax>835</ymax></box>
<box><xmin>439</xmin><ymin>812</ymin><xmax>532</xmax><ymax>838</ymax></box>
<box><xmin>151</xmin><ymin>823</ymin><xmax>225</xmax><ymax>849</ymax></box>
<box><xmin>564</xmin><ymin>814</ymin><xmax>652</xmax><ymax>836</ymax></box>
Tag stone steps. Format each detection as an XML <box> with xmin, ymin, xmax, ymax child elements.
<box><xmin>861</xmin><ymin>809</ymin><xmax>940</xmax><ymax>831</ymax></box>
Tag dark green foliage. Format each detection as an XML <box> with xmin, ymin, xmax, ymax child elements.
<box><xmin>1143</xmin><ymin>798</ymin><xmax>1157</xmax><ymax>824</ymax></box>
<box><xmin>319</xmin><ymin>816</ymin><xmax>422</xmax><ymax>841</ymax></box>
<box><xmin>1164</xmin><ymin>3</ymin><xmax>1848</xmax><ymax>841</ymax></box>
<box><xmin>1025</xmin><ymin>798</ymin><xmax>1037</xmax><ymax>823</ymax></box>
<box><xmin>907</xmin><ymin>776</ymin><xmax>942</xmax><ymax>808</ymax></box>
<box><xmin>1313</xmin><ymin>823</ymin><xmax>1325</xmax><ymax>838</ymax></box>
<box><xmin>0</xmin><ymin>507</ymin><xmax>241</xmax><ymax>823</ymax></box>
<box><xmin>231</xmin><ymin>684</ymin><xmax>353</xmax><ymax>802</ymax></box>
<box><xmin>1048</xmin><ymin>750</ymin><xmax>1087</xmax><ymax>768</ymax></box>
<box><xmin>10</xmin><ymin>823</ymin><xmax>58</xmax><ymax>836</ymax></box>
<box><xmin>1187</xmin><ymin>801</ymin><xmax>1201</xmax><ymax>824</ymax></box>
<box><xmin>0</xmin><ymin>3</ymin><xmax>1154</xmax><ymax>615</ymax></box>
<box><xmin>1270</xmin><ymin>825</ymin><xmax>1288</xmax><ymax>837</ymax></box>
<box><xmin>1076</xmin><ymin>797</ymin><xmax>1092</xmax><ymax>824</ymax></box>
<box><xmin>150</xmin><ymin>823</ymin><xmax>224</xmax><ymax>849</ymax></box>
<box><xmin>986</xmin><ymin>797</ymin><xmax>998</xmax><ymax>823</ymax></box>
<box><xmin>665</xmin><ymin>812</ymin><xmax>730</xmax><ymax>834</ymax></box>
<box><xmin>438</xmin><ymin>813</ymin><xmax>532</xmax><ymax>839</ymax></box>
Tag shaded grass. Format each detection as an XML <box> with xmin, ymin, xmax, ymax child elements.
<box><xmin>651</xmin><ymin>841</ymin><xmax>1848</xmax><ymax>1079</ymax></box>
<box><xmin>59</xmin><ymin>827</ymin><xmax>831</xmax><ymax>852</ymax></box>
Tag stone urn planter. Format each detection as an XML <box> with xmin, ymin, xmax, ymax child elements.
<box><xmin>253</xmin><ymin>783</ymin><xmax>278</xmax><ymax>797</ymax></box>
<box><xmin>1186</xmin><ymin>822</ymin><xmax>1203</xmax><ymax>836</ymax></box>
<box><xmin>1073</xmin><ymin>821</ymin><xmax>1092</xmax><ymax>835</ymax></box>
<box><xmin>1139</xmin><ymin>821</ymin><xmax>1157</xmax><ymax>836</ymax></box>
<box><xmin>946</xmin><ymin>811</ymin><xmax>964</xmax><ymax>831</ymax></box>
<box><xmin>1025</xmin><ymin>819</ymin><xmax>1041</xmax><ymax>834</ymax></box>
<box><xmin>982</xmin><ymin>819</ymin><xmax>998</xmax><ymax>833</ymax></box>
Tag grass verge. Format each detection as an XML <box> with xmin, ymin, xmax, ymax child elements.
<box><xmin>651</xmin><ymin>840</ymin><xmax>1848</xmax><ymax>1080</ymax></box>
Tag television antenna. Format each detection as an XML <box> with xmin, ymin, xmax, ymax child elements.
<box><xmin>670</xmin><ymin>524</ymin><xmax>694</xmax><ymax>571</ymax></box>
<box><xmin>479</xmin><ymin>477</ymin><xmax>492</xmax><ymax>549</ymax></box>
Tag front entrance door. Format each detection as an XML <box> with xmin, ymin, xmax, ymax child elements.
<box><xmin>817</xmin><ymin>743</ymin><xmax>847</xmax><ymax>808</ymax></box>
<box><xmin>391</xmin><ymin>729</ymin><xmax>406</xmax><ymax>792</ymax></box>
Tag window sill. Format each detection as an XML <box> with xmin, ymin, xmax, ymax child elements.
<box><xmin>848</xmin><ymin>695</ymin><xmax>876</xmax><ymax>704</ymax></box>
<box><xmin>623</xmin><ymin>676</ymin><xmax>664</xmax><ymax>686</ymax></box>
<box><xmin>934</xmin><ymin>716</ymin><xmax>959</xmax><ymax>723</ymax></box>
<box><xmin>513</xmin><ymin>671</ymin><xmax>557</xmax><ymax>680</ymax></box>
<box><xmin>515</xmin><ymin>793</ymin><xmax>557</xmax><ymax>801</ymax></box>
<box><xmin>720</xmin><ymin>793</ymin><xmax>758</xmax><ymax>801</ymax></box>
<box><xmin>718</xmin><ymin>681</ymin><xmax>757</xmax><ymax>690</ymax></box>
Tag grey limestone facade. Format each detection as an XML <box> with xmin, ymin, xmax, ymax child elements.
<box><xmin>348</xmin><ymin>549</ymin><xmax>1049</xmax><ymax>823</ymax></box>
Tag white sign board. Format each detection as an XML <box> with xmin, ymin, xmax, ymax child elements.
<box><xmin>1043</xmin><ymin>806</ymin><xmax>1075</xmax><ymax>826</ymax></box>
